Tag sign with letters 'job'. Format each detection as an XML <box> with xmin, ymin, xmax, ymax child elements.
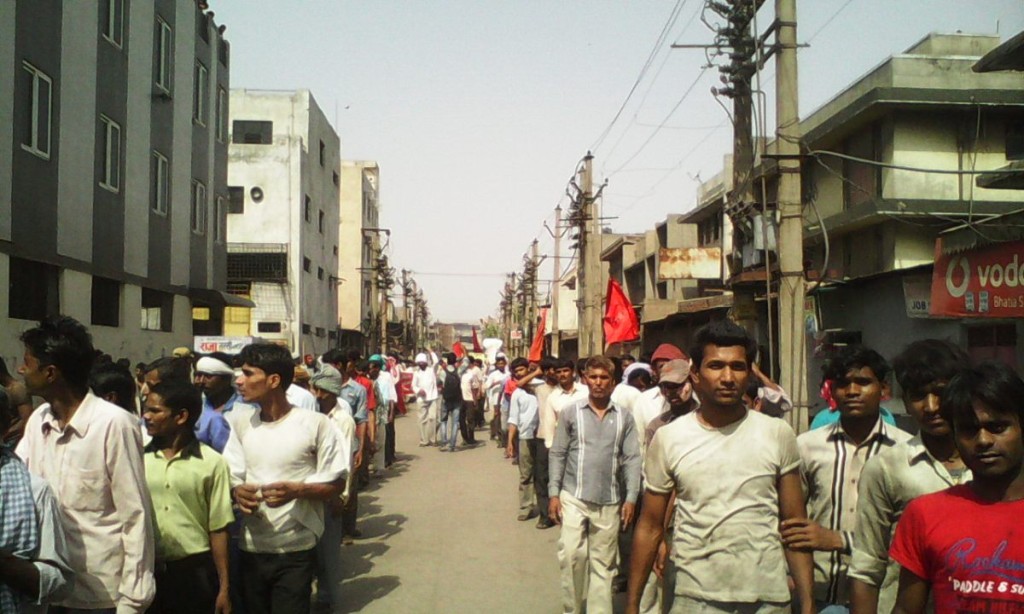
<box><xmin>930</xmin><ymin>240</ymin><xmax>1024</xmax><ymax>318</ymax></box>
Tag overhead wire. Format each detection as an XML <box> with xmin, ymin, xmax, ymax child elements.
<box><xmin>590</xmin><ymin>0</ymin><xmax>690</xmax><ymax>153</ymax></box>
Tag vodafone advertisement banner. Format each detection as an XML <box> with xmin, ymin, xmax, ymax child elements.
<box><xmin>930</xmin><ymin>240</ymin><xmax>1024</xmax><ymax>318</ymax></box>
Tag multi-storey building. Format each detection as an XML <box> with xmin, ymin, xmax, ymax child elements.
<box><xmin>225</xmin><ymin>89</ymin><xmax>340</xmax><ymax>357</ymax></box>
<box><xmin>338</xmin><ymin>160</ymin><xmax>381</xmax><ymax>351</ymax></box>
<box><xmin>0</xmin><ymin>0</ymin><xmax>236</xmax><ymax>366</ymax></box>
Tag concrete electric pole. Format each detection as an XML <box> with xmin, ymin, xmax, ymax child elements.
<box><xmin>550</xmin><ymin>205</ymin><xmax>562</xmax><ymax>357</ymax></box>
<box><xmin>775</xmin><ymin>0</ymin><xmax>808</xmax><ymax>433</ymax></box>
<box><xmin>578</xmin><ymin>153</ymin><xmax>604</xmax><ymax>357</ymax></box>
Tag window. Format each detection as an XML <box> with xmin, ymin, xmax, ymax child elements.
<box><xmin>319</xmin><ymin>140</ymin><xmax>325</xmax><ymax>166</ymax></box>
<box><xmin>155</xmin><ymin>18</ymin><xmax>172</xmax><ymax>92</ymax></box>
<box><xmin>151</xmin><ymin>151</ymin><xmax>169</xmax><ymax>214</ymax></box>
<box><xmin>1008</xmin><ymin>122</ymin><xmax>1024</xmax><ymax>162</ymax></box>
<box><xmin>216</xmin><ymin>87</ymin><xmax>227</xmax><ymax>142</ymax></box>
<box><xmin>215</xmin><ymin>196</ymin><xmax>226</xmax><ymax>242</ymax></box>
<box><xmin>9</xmin><ymin>257</ymin><xmax>59</xmax><ymax>321</ymax></box>
<box><xmin>191</xmin><ymin>180</ymin><xmax>207</xmax><ymax>234</ymax></box>
<box><xmin>102</xmin><ymin>0</ymin><xmax>124</xmax><ymax>48</ymax></box>
<box><xmin>842</xmin><ymin>124</ymin><xmax>882</xmax><ymax>210</ymax></box>
<box><xmin>257</xmin><ymin>321</ymin><xmax>282</xmax><ymax>333</ymax></box>
<box><xmin>91</xmin><ymin>277</ymin><xmax>121</xmax><ymax>327</ymax></box>
<box><xmin>99</xmin><ymin>115</ymin><xmax>121</xmax><ymax>192</ymax></box>
<box><xmin>303</xmin><ymin>257</ymin><xmax>311</xmax><ymax>273</ymax></box>
<box><xmin>301</xmin><ymin>323</ymin><xmax>312</xmax><ymax>334</ymax></box>
<box><xmin>228</xmin><ymin>186</ymin><xmax>244</xmax><ymax>214</ymax></box>
<box><xmin>332</xmin><ymin>171</ymin><xmax>339</xmax><ymax>187</ymax></box>
<box><xmin>232</xmin><ymin>120</ymin><xmax>272</xmax><ymax>145</ymax></box>
<box><xmin>193</xmin><ymin>62</ymin><xmax>208</xmax><ymax>125</ymax></box>
<box><xmin>332</xmin><ymin>245</ymin><xmax>338</xmax><ymax>256</ymax></box>
<box><xmin>317</xmin><ymin>266</ymin><xmax>324</xmax><ymax>280</ymax></box>
<box><xmin>304</xmin><ymin>195</ymin><xmax>311</xmax><ymax>222</ymax></box>
<box><xmin>141</xmin><ymin>288</ymin><xmax>173</xmax><ymax>332</ymax></box>
<box><xmin>362</xmin><ymin>280</ymin><xmax>372</xmax><ymax>306</ymax></box>
<box><xmin>318</xmin><ymin>210</ymin><xmax>324</xmax><ymax>233</ymax></box>
<box><xmin>21</xmin><ymin>62</ymin><xmax>52</xmax><ymax>159</ymax></box>
<box><xmin>315</xmin><ymin>326</ymin><xmax>326</xmax><ymax>338</ymax></box>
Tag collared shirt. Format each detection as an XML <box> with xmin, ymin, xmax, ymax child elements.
<box><xmin>23</xmin><ymin>473</ymin><xmax>74</xmax><ymax>614</ymax></box>
<box><xmin>16</xmin><ymin>393</ymin><xmax>155</xmax><ymax>613</ymax></box>
<box><xmin>797</xmin><ymin>417</ymin><xmax>912</xmax><ymax>605</ymax></box>
<box><xmin>548</xmin><ymin>401</ymin><xmax>641</xmax><ymax>505</ymax></box>
<box><xmin>374</xmin><ymin>371</ymin><xmax>397</xmax><ymax>406</ymax></box>
<box><xmin>196</xmin><ymin>391</ymin><xmax>248</xmax><ymax>453</ymax></box>
<box><xmin>143</xmin><ymin>439</ymin><xmax>235</xmax><ymax>563</ymax></box>
<box><xmin>485</xmin><ymin>369</ymin><xmax>508</xmax><ymax>406</ymax></box>
<box><xmin>460</xmin><ymin>370</ymin><xmax>481</xmax><ymax>402</ymax></box>
<box><xmin>849</xmin><ymin>436</ymin><xmax>971</xmax><ymax>614</ymax></box>
<box><xmin>223</xmin><ymin>405</ymin><xmax>347</xmax><ymax>553</ymax></box>
<box><xmin>354</xmin><ymin>375</ymin><xmax>377</xmax><ymax>411</ymax></box>
<box><xmin>540</xmin><ymin>383</ymin><xmax>589</xmax><ymax>448</ymax></box>
<box><xmin>325</xmin><ymin>403</ymin><xmax>356</xmax><ymax>501</ymax></box>
<box><xmin>508</xmin><ymin>388</ymin><xmax>540</xmax><ymax>440</ymax></box>
<box><xmin>338</xmin><ymin>380</ymin><xmax>368</xmax><ymax>424</ymax></box>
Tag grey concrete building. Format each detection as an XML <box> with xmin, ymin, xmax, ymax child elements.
<box><xmin>0</xmin><ymin>0</ymin><xmax>238</xmax><ymax>366</ymax></box>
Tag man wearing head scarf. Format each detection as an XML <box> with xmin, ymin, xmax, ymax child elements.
<box><xmin>411</xmin><ymin>353</ymin><xmax>439</xmax><ymax>446</ymax></box>
<box><xmin>194</xmin><ymin>352</ymin><xmax>243</xmax><ymax>453</ymax></box>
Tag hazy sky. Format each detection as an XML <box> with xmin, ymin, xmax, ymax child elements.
<box><xmin>214</xmin><ymin>0</ymin><xmax>1023</xmax><ymax>323</ymax></box>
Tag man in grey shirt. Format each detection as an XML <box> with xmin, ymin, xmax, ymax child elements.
<box><xmin>549</xmin><ymin>356</ymin><xmax>642</xmax><ymax>614</ymax></box>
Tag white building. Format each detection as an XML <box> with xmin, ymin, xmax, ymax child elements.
<box><xmin>338</xmin><ymin>160</ymin><xmax>381</xmax><ymax>350</ymax></box>
<box><xmin>225</xmin><ymin>89</ymin><xmax>340</xmax><ymax>357</ymax></box>
<box><xmin>0</xmin><ymin>0</ymin><xmax>236</xmax><ymax>366</ymax></box>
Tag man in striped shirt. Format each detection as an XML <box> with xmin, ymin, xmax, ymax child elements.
<box><xmin>549</xmin><ymin>356</ymin><xmax>642</xmax><ymax>614</ymax></box>
<box><xmin>786</xmin><ymin>345</ymin><xmax>911</xmax><ymax>612</ymax></box>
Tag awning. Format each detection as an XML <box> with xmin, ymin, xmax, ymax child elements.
<box><xmin>189</xmin><ymin>288</ymin><xmax>256</xmax><ymax>308</ymax></box>
<box><xmin>973</xmin><ymin>30</ymin><xmax>1024</xmax><ymax>73</ymax></box>
<box><xmin>939</xmin><ymin>209</ymin><xmax>1024</xmax><ymax>255</ymax></box>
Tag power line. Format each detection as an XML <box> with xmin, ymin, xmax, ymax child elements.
<box><xmin>589</xmin><ymin>0</ymin><xmax>690</xmax><ymax>152</ymax></box>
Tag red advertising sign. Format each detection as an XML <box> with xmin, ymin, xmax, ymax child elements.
<box><xmin>930</xmin><ymin>240</ymin><xmax>1024</xmax><ymax>318</ymax></box>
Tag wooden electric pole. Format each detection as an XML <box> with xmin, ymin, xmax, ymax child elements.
<box><xmin>578</xmin><ymin>153</ymin><xmax>603</xmax><ymax>356</ymax></box>
<box><xmin>775</xmin><ymin>0</ymin><xmax>808</xmax><ymax>433</ymax></box>
<box><xmin>551</xmin><ymin>205</ymin><xmax>562</xmax><ymax>357</ymax></box>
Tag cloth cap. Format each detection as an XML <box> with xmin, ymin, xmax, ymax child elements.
<box><xmin>369</xmin><ymin>354</ymin><xmax>385</xmax><ymax>366</ymax></box>
<box><xmin>195</xmin><ymin>356</ymin><xmax>234</xmax><ymax>376</ymax></box>
<box><xmin>172</xmin><ymin>347</ymin><xmax>193</xmax><ymax>358</ymax></box>
<box><xmin>651</xmin><ymin>343</ymin><xmax>685</xmax><ymax>363</ymax></box>
<box><xmin>415</xmin><ymin>353</ymin><xmax>428</xmax><ymax>364</ymax></box>
<box><xmin>293</xmin><ymin>365</ymin><xmax>310</xmax><ymax>383</ymax></box>
<box><xmin>658</xmin><ymin>359</ymin><xmax>691</xmax><ymax>384</ymax></box>
<box><xmin>310</xmin><ymin>365</ymin><xmax>343</xmax><ymax>396</ymax></box>
<box><xmin>622</xmin><ymin>362</ymin><xmax>653</xmax><ymax>383</ymax></box>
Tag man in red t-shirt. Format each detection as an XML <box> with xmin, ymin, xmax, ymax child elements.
<box><xmin>890</xmin><ymin>361</ymin><xmax>1024</xmax><ymax>614</ymax></box>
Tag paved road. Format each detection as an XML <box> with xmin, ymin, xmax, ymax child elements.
<box><xmin>328</xmin><ymin>408</ymin><xmax>562</xmax><ymax>613</ymax></box>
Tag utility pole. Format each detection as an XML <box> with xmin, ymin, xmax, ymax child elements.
<box><xmin>401</xmin><ymin>270</ymin><xmax>411</xmax><ymax>353</ymax></box>
<box><xmin>578</xmin><ymin>153</ymin><xmax>603</xmax><ymax>356</ymax></box>
<box><xmin>775</xmin><ymin>0</ymin><xmax>807</xmax><ymax>433</ymax></box>
<box><xmin>510</xmin><ymin>273</ymin><xmax>521</xmax><ymax>356</ymax></box>
<box><xmin>550</xmin><ymin>205</ymin><xmax>562</xmax><ymax>357</ymax></box>
<box><xmin>529</xmin><ymin>239</ymin><xmax>540</xmax><ymax>353</ymax></box>
<box><xmin>379</xmin><ymin>264</ymin><xmax>389</xmax><ymax>354</ymax></box>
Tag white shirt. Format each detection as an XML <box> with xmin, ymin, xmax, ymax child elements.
<box><xmin>485</xmin><ymin>369</ymin><xmax>509</xmax><ymax>406</ymax></box>
<box><xmin>611</xmin><ymin>382</ymin><xmax>643</xmax><ymax>416</ymax></box>
<box><xmin>460</xmin><ymin>369</ymin><xmax>481</xmax><ymax>402</ymax></box>
<box><xmin>16</xmin><ymin>393</ymin><xmax>155</xmax><ymax>613</ymax></box>
<box><xmin>286</xmin><ymin>384</ymin><xmax>318</xmax><ymax>412</ymax></box>
<box><xmin>411</xmin><ymin>367</ymin><xmax>439</xmax><ymax>402</ymax></box>
<box><xmin>632</xmin><ymin>387</ymin><xmax>668</xmax><ymax>455</ymax></box>
<box><xmin>541</xmin><ymin>382</ymin><xmax>589</xmax><ymax>448</ymax></box>
<box><xmin>223</xmin><ymin>405</ymin><xmax>347</xmax><ymax>553</ymax></box>
<box><xmin>375</xmin><ymin>371</ymin><xmax>397</xmax><ymax>405</ymax></box>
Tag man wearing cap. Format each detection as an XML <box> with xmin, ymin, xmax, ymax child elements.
<box><xmin>308</xmin><ymin>365</ymin><xmax>355</xmax><ymax>609</ymax></box>
<box><xmin>194</xmin><ymin>352</ymin><xmax>242</xmax><ymax>453</ymax></box>
<box><xmin>631</xmin><ymin>344</ymin><xmax>688</xmax><ymax>453</ymax></box>
<box><xmin>411</xmin><ymin>353</ymin><xmax>439</xmax><ymax>447</ymax></box>
<box><xmin>287</xmin><ymin>367</ymin><xmax>318</xmax><ymax>412</ymax></box>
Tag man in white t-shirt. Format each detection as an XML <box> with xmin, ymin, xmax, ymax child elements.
<box><xmin>223</xmin><ymin>343</ymin><xmax>347</xmax><ymax>614</ymax></box>
<box><xmin>626</xmin><ymin>321</ymin><xmax>814</xmax><ymax>614</ymax></box>
<box><xmin>411</xmin><ymin>353</ymin><xmax>439</xmax><ymax>446</ymax></box>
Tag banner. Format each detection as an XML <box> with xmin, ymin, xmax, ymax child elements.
<box><xmin>930</xmin><ymin>240</ymin><xmax>1024</xmax><ymax>318</ymax></box>
<box><xmin>529</xmin><ymin>309</ymin><xmax>548</xmax><ymax>362</ymax></box>
<box><xmin>603</xmin><ymin>278</ymin><xmax>640</xmax><ymax>344</ymax></box>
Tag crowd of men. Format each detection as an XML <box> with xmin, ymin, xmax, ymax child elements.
<box><xmin>484</xmin><ymin>320</ymin><xmax>1024</xmax><ymax>614</ymax></box>
<box><xmin>0</xmin><ymin>315</ymin><xmax>410</xmax><ymax>614</ymax></box>
<box><xmin>2</xmin><ymin>313</ymin><xmax>1023</xmax><ymax>614</ymax></box>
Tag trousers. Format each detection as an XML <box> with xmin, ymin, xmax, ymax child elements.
<box><xmin>557</xmin><ymin>491</ymin><xmax>620</xmax><ymax>614</ymax></box>
<box><xmin>517</xmin><ymin>437</ymin><xmax>536</xmax><ymax>516</ymax></box>
<box><xmin>530</xmin><ymin>438</ymin><xmax>549</xmax><ymax>521</ymax></box>
<box><xmin>239</xmin><ymin>549</ymin><xmax>317</xmax><ymax>614</ymax></box>
<box><xmin>417</xmin><ymin>398</ymin><xmax>437</xmax><ymax>444</ymax></box>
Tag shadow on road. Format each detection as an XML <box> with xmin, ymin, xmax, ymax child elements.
<box><xmin>335</xmin><ymin>575</ymin><xmax>401</xmax><ymax>613</ymax></box>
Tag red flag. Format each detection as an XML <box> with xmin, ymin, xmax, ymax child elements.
<box><xmin>453</xmin><ymin>342</ymin><xmax>466</xmax><ymax>359</ymax></box>
<box><xmin>471</xmin><ymin>326</ymin><xmax>483</xmax><ymax>352</ymax></box>
<box><xmin>603</xmin><ymin>278</ymin><xmax>639</xmax><ymax>345</ymax></box>
<box><xmin>528</xmin><ymin>308</ymin><xmax>548</xmax><ymax>362</ymax></box>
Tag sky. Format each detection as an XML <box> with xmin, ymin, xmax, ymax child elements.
<box><xmin>213</xmin><ymin>0</ymin><xmax>1024</xmax><ymax>323</ymax></box>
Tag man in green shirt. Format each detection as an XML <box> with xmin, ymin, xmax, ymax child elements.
<box><xmin>142</xmin><ymin>381</ymin><xmax>234</xmax><ymax>613</ymax></box>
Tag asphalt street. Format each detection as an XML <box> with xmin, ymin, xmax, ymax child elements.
<box><xmin>326</xmin><ymin>406</ymin><xmax>562</xmax><ymax>613</ymax></box>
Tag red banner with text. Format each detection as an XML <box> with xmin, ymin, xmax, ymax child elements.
<box><xmin>930</xmin><ymin>240</ymin><xmax>1024</xmax><ymax>318</ymax></box>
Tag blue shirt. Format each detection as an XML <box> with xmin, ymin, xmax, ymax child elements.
<box><xmin>508</xmin><ymin>388</ymin><xmax>540</xmax><ymax>440</ymax></box>
<box><xmin>196</xmin><ymin>392</ymin><xmax>241</xmax><ymax>453</ymax></box>
<box><xmin>339</xmin><ymin>381</ymin><xmax>368</xmax><ymax>425</ymax></box>
<box><xmin>810</xmin><ymin>406</ymin><xmax>897</xmax><ymax>430</ymax></box>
